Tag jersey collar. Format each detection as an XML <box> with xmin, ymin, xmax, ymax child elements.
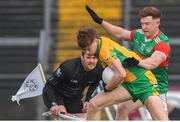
<box><xmin>145</xmin><ymin>30</ymin><xmax>160</xmax><ymax>42</ymax></box>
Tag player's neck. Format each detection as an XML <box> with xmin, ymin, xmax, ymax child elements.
<box><xmin>151</xmin><ymin>29</ymin><xmax>160</xmax><ymax>40</ymax></box>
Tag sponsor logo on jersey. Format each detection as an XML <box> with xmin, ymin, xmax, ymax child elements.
<box><xmin>70</xmin><ymin>79</ymin><xmax>78</xmax><ymax>83</ymax></box>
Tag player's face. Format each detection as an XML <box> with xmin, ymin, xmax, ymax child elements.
<box><xmin>140</xmin><ymin>16</ymin><xmax>160</xmax><ymax>39</ymax></box>
<box><xmin>82</xmin><ymin>52</ymin><xmax>98</xmax><ymax>71</ymax></box>
<box><xmin>84</xmin><ymin>38</ymin><xmax>98</xmax><ymax>56</ymax></box>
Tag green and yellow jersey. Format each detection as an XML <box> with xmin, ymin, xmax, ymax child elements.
<box><xmin>95</xmin><ymin>36</ymin><xmax>156</xmax><ymax>84</ymax></box>
<box><xmin>95</xmin><ymin>37</ymin><xmax>159</xmax><ymax>103</ymax></box>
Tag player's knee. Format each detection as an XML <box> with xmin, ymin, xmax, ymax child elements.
<box><xmin>117</xmin><ymin>104</ymin><xmax>130</xmax><ymax>114</ymax></box>
<box><xmin>88</xmin><ymin>99</ymin><xmax>100</xmax><ymax>112</ymax></box>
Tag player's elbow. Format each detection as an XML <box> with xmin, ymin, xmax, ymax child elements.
<box><xmin>113</xmin><ymin>31</ymin><xmax>123</xmax><ymax>39</ymax></box>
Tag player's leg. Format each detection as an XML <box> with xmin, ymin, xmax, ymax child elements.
<box><xmin>159</xmin><ymin>93</ymin><xmax>168</xmax><ymax>116</ymax></box>
<box><xmin>87</xmin><ymin>86</ymin><xmax>133</xmax><ymax>120</ymax></box>
<box><xmin>138</xmin><ymin>93</ymin><xmax>168</xmax><ymax>120</ymax></box>
<box><xmin>115</xmin><ymin>100</ymin><xmax>142</xmax><ymax>120</ymax></box>
<box><xmin>144</xmin><ymin>96</ymin><xmax>168</xmax><ymax>120</ymax></box>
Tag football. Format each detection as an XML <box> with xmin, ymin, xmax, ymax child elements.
<box><xmin>102</xmin><ymin>66</ymin><xmax>114</xmax><ymax>84</ymax></box>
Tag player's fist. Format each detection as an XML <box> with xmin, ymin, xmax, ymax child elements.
<box><xmin>85</xmin><ymin>5</ymin><xmax>103</xmax><ymax>24</ymax></box>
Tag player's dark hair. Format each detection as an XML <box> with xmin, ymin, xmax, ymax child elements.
<box><xmin>81</xmin><ymin>51</ymin><xmax>85</xmax><ymax>56</ymax></box>
<box><xmin>77</xmin><ymin>26</ymin><xmax>98</xmax><ymax>49</ymax></box>
<box><xmin>138</xmin><ymin>6</ymin><xmax>161</xmax><ymax>19</ymax></box>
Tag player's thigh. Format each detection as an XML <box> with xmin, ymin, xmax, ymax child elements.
<box><xmin>144</xmin><ymin>96</ymin><xmax>167</xmax><ymax>120</ymax></box>
<box><xmin>91</xmin><ymin>86</ymin><xmax>133</xmax><ymax>109</ymax></box>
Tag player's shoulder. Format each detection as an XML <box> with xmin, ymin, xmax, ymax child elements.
<box><xmin>159</xmin><ymin>31</ymin><xmax>170</xmax><ymax>44</ymax></box>
<box><xmin>61</xmin><ymin>57</ymin><xmax>81</xmax><ymax>69</ymax></box>
<box><xmin>101</xmin><ymin>36</ymin><xmax>113</xmax><ymax>42</ymax></box>
<box><xmin>100</xmin><ymin>36</ymin><xmax>118</xmax><ymax>46</ymax></box>
<box><xmin>135</xmin><ymin>29</ymin><xmax>143</xmax><ymax>34</ymax></box>
<box><xmin>95</xmin><ymin>62</ymin><xmax>104</xmax><ymax>72</ymax></box>
<box><xmin>132</xmin><ymin>29</ymin><xmax>144</xmax><ymax>35</ymax></box>
<box><xmin>133</xmin><ymin>29</ymin><xmax>144</xmax><ymax>38</ymax></box>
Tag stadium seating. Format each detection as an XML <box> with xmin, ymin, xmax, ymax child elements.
<box><xmin>0</xmin><ymin>0</ymin><xmax>44</xmax><ymax>120</ymax></box>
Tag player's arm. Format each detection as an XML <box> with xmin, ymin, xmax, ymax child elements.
<box><xmin>43</xmin><ymin>65</ymin><xmax>65</xmax><ymax>109</ymax></box>
<box><xmin>138</xmin><ymin>52</ymin><xmax>165</xmax><ymax>69</ymax></box>
<box><xmin>43</xmin><ymin>83</ymin><xmax>67</xmax><ymax>115</ymax></box>
<box><xmin>102</xmin><ymin>21</ymin><xmax>131</xmax><ymax>40</ymax></box>
<box><xmin>138</xmin><ymin>42</ymin><xmax>170</xmax><ymax>69</ymax></box>
<box><xmin>125</xmin><ymin>42</ymin><xmax>170</xmax><ymax>69</ymax></box>
<box><xmin>105</xmin><ymin>59</ymin><xmax>126</xmax><ymax>91</ymax></box>
<box><xmin>43</xmin><ymin>81</ymin><xmax>57</xmax><ymax>109</ymax></box>
<box><xmin>86</xmin><ymin>5</ymin><xmax>131</xmax><ymax>40</ymax></box>
<box><xmin>43</xmin><ymin>65</ymin><xmax>68</xmax><ymax>115</ymax></box>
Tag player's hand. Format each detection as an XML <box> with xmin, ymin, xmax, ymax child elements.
<box><xmin>50</xmin><ymin>105</ymin><xmax>67</xmax><ymax>116</ymax></box>
<box><xmin>50</xmin><ymin>105</ymin><xmax>60</xmax><ymax>115</ymax></box>
<box><xmin>124</xmin><ymin>57</ymin><xmax>139</xmax><ymax>66</ymax></box>
<box><xmin>82</xmin><ymin>101</ymin><xmax>89</xmax><ymax>113</ymax></box>
<box><xmin>85</xmin><ymin>5</ymin><xmax>103</xmax><ymax>24</ymax></box>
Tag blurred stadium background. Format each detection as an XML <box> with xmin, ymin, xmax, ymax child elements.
<box><xmin>0</xmin><ymin>0</ymin><xmax>180</xmax><ymax>120</ymax></box>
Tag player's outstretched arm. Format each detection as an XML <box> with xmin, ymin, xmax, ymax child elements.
<box><xmin>86</xmin><ymin>5</ymin><xmax>103</xmax><ymax>24</ymax></box>
<box><xmin>85</xmin><ymin>5</ymin><xmax>131</xmax><ymax>40</ymax></box>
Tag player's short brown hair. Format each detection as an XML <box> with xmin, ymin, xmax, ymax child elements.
<box><xmin>138</xmin><ymin>6</ymin><xmax>161</xmax><ymax>19</ymax></box>
<box><xmin>77</xmin><ymin>26</ymin><xmax>98</xmax><ymax>49</ymax></box>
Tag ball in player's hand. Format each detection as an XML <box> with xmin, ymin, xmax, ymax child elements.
<box><xmin>102</xmin><ymin>66</ymin><xmax>114</xmax><ymax>84</ymax></box>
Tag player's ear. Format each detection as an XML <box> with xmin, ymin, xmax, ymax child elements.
<box><xmin>155</xmin><ymin>18</ymin><xmax>160</xmax><ymax>27</ymax></box>
<box><xmin>80</xmin><ymin>51</ymin><xmax>84</xmax><ymax>61</ymax></box>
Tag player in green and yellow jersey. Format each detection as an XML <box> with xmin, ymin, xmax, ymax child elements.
<box><xmin>86</xmin><ymin>6</ymin><xmax>171</xmax><ymax>120</ymax></box>
<box><xmin>77</xmin><ymin>26</ymin><xmax>168</xmax><ymax>120</ymax></box>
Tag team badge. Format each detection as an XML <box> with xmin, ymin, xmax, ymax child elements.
<box><xmin>146</xmin><ymin>47</ymin><xmax>153</xmax><ymax>53</ymax></box>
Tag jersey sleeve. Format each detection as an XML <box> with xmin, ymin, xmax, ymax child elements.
<box><xmin>154</xmin><ymin>42</ymin><xmax>170</xmax><ymax>58</ymax></box>
<box><xmin>48</xmin><ymin>64</ymin><xmax>66</xmax><ymax>86</ymax></box>
<box><xmin>130</xmin><ymin>29</ymin><xmax>136</xmax><ymax>40</ymax></box>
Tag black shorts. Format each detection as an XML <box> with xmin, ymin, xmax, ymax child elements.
<box><xmin>55</xmin><ymin>93</ymin><xmax>83</xmax><ymax>113</ymax></box>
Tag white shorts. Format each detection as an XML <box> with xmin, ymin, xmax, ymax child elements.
<box><xmin>159</xmin><ymin>93</ymin><xmax>168</xmax><ymax>111</ymax></box>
